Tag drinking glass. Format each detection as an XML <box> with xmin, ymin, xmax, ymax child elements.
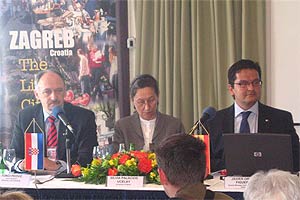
<box><xmin>0</xmin><ymin>149</ymin><xmax>2</xmax><ymax>163</ymax></box>
<box><xmin>3</xmin><ymin>149</ymin><xmax>16</xmax><ymax>174</ymax></box>
<box><xmin>118</xmin><ymin>143</ymin><xmax>125</xmax><ymax>153</ymax></box>
<box><xmin>93</xmin><ymin>146</ymin><xmax>101</xmax><ymax>159</ymax></box>
<box><xmin>93</xmin><ymin>146</ymin><xmax>110</xmax><ymax>159</ymax></box>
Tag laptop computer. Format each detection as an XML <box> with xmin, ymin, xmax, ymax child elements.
<box><xmin>223</xmin><ymin>133</ymin><xmax>293</xmax><ymax>176</ymax></box>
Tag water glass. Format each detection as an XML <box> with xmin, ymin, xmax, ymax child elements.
<box><xmin>118</xmin><ymin>143</ymin><xmax>125</xmax><ymax>152</ymax></box>
<box><xmin>93</xmin><ymin>146</ymin><xmax>110</xmax><ymax>159</ymax></box>
<box><xmin>3</xmin><ymin>149</ymin><xmax>16</xmax><ymax>174</ymax></box>
<box><xmin>93</xmin><ymin>146</ymin><xmax>104</xmax><ymax>159</ymax></box>
<box><xmin>0</xmin><ymin>149</ymin><xmax>2</xmax><ymax>163</ymax></box>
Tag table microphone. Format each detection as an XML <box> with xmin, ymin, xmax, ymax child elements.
<box><xmin>52</xmin><ymin>106</ymin><xmax>74</xmax><ymax>134</ymax></box>
<box><xmin>188</xmin><ymin>106</ymin><xmax>216</xmax><ymax>135</ymax></box>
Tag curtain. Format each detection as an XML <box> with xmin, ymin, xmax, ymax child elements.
<box><xmin>129</xmin><ymin>0</ymin><xmax>265</xmax><ymax>130</ymax></box>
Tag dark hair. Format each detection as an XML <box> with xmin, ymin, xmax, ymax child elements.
<box><xmin>155</xmin><ymin>134</ymin><xmax>206</xmax><ymax>187</ymax></box>
<box><xmin>130</xmin><ymin>74</ymin><xmax>159</xmax><ymax>99</ymax></box>
<box><xmin>35</xmin><ymin>69</ymin><xmax>65</xmax><ymax>87</ymax></box>
<box><xmin>228</xmin><ymin>59</ymin><xmax>262</xmax><ymax>86</ymax></box>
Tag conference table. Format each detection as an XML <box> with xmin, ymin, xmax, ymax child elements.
<box><xmin>0</xmin><ymin>172</ymin><xmax>244</xmax><ymax>200</ymax></box>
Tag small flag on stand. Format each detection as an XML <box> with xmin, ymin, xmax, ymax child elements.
<box><xmin>188</xmin><ymin>120</ymin><xmax>211</xmax><ymax>176</ymax></box>
<box><xmin>25</xmin><ymin>132</ymin><xmax>44</xmax><ymax>170</ymax></box>
<box><xmin>193</xmin><ymin>134</ymin><xmax>211</xmax><ymax>176</ymax></box>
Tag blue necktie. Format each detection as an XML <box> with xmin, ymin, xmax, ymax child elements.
<box><xmin>239</xmin><ymin>111</ymin><xmax>251</xmax><ymax>133</ymax></box>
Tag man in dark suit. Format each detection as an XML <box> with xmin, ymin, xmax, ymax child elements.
<box><xmin>11</xmin><ymin>69</ymin><xmax>97</xmax><ymax>172</ymax></box>
<box><xmin>113</xmin><ymin>74</ymin><xmax>185</xmax><ymax>152</ymax></box>
<box><xmin>207</xmin><ymin>59</ymin><xmax>299</xmax><ymax>172</ymax></box>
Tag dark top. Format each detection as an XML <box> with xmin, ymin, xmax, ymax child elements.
<box><xmin>11</xmin><ymin>102</ymin><xmax>98</xmax><ymax>167</ymax></box>
<box><xmin>206</xmin><ymin>102</ymin><xmax>299</xmax><ymax>172</ymax></box>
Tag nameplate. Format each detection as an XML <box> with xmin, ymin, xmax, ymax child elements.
<box><xmin>224</xmin><ymin>176</ymin><xmax>249</xmax><ymax>189</ymax></box>
<box><xmin>0</xmin><ymin>174</ymin><xmax>31</xmax><ymax>187</ymax></box>
<box><xmin>106</xmin><ymin>176</ymin><xmax>144</xmax><ymax>188</ymax></box>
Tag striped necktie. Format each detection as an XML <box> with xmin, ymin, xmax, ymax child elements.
<box><xmin>47</xmin><ymin>116</ymin><xmax>58</xmax><ymax>147</ymax></box>
<box><xmin>239</xmin><ymin>111</ymin><xmax>251</xmax><ymax>133</ymax></box>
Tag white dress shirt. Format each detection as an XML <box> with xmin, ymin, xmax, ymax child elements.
<box><xmin>234</xmin><ymin>101</ymin><xmax>259</xmax><ymax>133</ymax></box>
<box><xmin>140</xmin><ymin>117</ymin><xmax>156</xmax><ymax>151</ymax></box>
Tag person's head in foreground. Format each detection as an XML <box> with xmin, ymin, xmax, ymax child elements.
<box><xmin>155</xmin><ymin>134</ymin><xmax>206</xmax><ymax>198</ymax></box>
<box><xmin>0</xmin><ymin>190</ymin><xmax>33</xmax><ymax>200</ymax></box>
<box><xmin>244</xmin><ymin>169</ymin><xmax>300</xmax><ymax>200</ymax></box>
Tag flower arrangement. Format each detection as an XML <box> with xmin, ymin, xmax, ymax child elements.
<box><xmin>72</xmin><ymin>150</ymin><xmax>160</xmax><ymax>185</ymax></box>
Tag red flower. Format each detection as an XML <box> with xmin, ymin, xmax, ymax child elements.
<box><xmin>138</xmin><ymin>158</ymin><xmax>152</xmax><ymax>174</ymax></box>
<box><xmin>111</xmin><ymin>152</ymin><xmax>120</xmax><ymax>159</ymax></box>
<box><xmin>71</xmin><ymin>164</ymin><xmax>81</xmax><ymax>177</ymax></box>
<box><xmin>108</xmin><ymin>167</ymin><xmax>118</xmax><ymax>176</ymax></box>
<box><xmin>131</xmin><ymin>151</ymin><xmax>148</xmax><ymax>160</ymax></box>
<box><xmin>119</xmin><ymin>154</ymin><xmax>130</xmax><ymax>165</ymax></box>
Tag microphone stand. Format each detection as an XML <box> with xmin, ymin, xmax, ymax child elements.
<box><xmin>56</xmin><ymin>128</ymin><xmax>73</xmax><ymax>178</ymax></box>
<box><xmin>65</xmin><ymin>129</ymin><xmax>71</xmax><ymax>174</ymax></box>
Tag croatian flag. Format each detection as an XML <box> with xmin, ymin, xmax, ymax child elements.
<box><xmin>25</xmin><ymin>132</ymin><xmax>44</xmax><ymax>170</ymax></box>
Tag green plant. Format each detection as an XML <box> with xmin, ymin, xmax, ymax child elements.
<box><xmin>76</xmin><ymin>150</ymin><xmax>160</xmax><ymax>185</ymax></box>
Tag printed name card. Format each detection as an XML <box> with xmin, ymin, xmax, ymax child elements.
<box><xmin>0</xmin><ymin>174</ymin><xmax>31</xmax><ymax>187</ymax></box>
<box><xmin>224</xmin><ymin>176</ymin><xmax>249</xmax><ymax>189</ymax></box>
<box><xmin>106</xmin><ymin>176</ymin><xmax>144</xmax><ymax>188</ymax></box>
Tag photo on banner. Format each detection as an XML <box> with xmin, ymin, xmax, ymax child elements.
<box><xmin>0</xmin><ymin>0</ymin><xmax>118</xmax><ymax>147</ymax></box>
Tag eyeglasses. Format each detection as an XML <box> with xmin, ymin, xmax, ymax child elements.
<box><xmin>233</xmin><ymin>80</ymin><xmax>262</xmax><ymax>88</ymax></box>
<box><xmin>39</xmin><ymin>88</ymin><xmax>65</xmax><ymax>97</ymax></box>
<box><xmin>135</xmin><ymin>97</ymin><xmax>157</xmax><ymax>107</ymax></box>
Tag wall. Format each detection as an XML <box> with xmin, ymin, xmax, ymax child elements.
<box><xmin>267</xmin><ymin>0</ymin><xmax>300</xmax><ymax>134</ymax></box>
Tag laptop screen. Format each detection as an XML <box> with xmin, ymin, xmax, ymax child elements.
<box><xmin>223</xmin><ymin>133</ymin><xmax>293</xmax><ymax>176</ymax></box>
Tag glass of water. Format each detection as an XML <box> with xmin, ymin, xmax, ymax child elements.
<box><xmin>0</xmin><ymin>148</ymin><xmax>2</xmax><ymax>163</ymax></box>
<box><xmin>93</xmin><ymin>146</ymin><xmax>109</xmax><ymax>159</ymax></box>
<box><xmin>3</xmin><ymin>149</ymin><xmax>16</xmax><ymax>174</ymax></box>
<box><xmin>93</xmin><ymin>146</ymin><xmax>100</xmax><ymax>159</ymax></box>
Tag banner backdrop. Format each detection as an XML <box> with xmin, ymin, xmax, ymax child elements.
<box><xmin>0</xmin><ymin>0</ymin><xmax>118</xmax><ymax>147</ymax></box>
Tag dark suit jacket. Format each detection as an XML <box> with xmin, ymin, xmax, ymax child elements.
<box><xmin>112</xmin><ymin>112</ymin><xmax>185</xmax><ymax>152</ymax></box>
<box><xmin>11</xmin><ymin>102</ymin><xmax>98</xmax><ymax>167</ymax></box>
<box><xmin>206</xmin><ymin>102</ymin><xmax>299</xmax><ymax>172</ymax></box>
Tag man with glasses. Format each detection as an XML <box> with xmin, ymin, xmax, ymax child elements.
<box><xmin>112</xmin><ymin>74</ymin><xmax>185</xmax><ymax>152</ymax></box>
<box><xmin>11</xmin><ymin>69</ymin><xmax>97</xmax><ymax>172</ymax></box>
<box><xmin>206</xmin><ymin>59</ymin><xmax>299</xmax><ymax>172</ymax></box>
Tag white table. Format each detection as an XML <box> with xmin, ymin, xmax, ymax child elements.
<box><xmin>0</xmin><ymin>172</ymin><xmax>243</xmax><ymax>199</ymax></box>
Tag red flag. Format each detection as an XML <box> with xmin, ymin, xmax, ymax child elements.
<box><xmin>25</xmin><ymin>132</ymin><xmax>44</xmax><ymax>170</ymax></box>
<box><xmin>193</xmin><ymin>135</ymin><xmax>211</xmax><ymax>175</ymax></box>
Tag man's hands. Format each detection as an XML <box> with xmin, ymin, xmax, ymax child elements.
<box><xmin>44</xmin><ymin>158</ymin><xmax>61</xmax><ymax>171</ymax></box>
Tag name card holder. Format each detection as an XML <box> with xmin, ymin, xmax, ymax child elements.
<box><xmin>106</xmin><ymin>176</ymin><xmax>145</xmax><ymax>188</ymax></box>
<box><xmin>224</xmin><ymin>176</ymin><xmax>249</xmax><ymax>189</ymax></box>
<box><xmin>0</xmin><ymin>174</ymin><xmax>31</xmax><ymax>187</ymax></box>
